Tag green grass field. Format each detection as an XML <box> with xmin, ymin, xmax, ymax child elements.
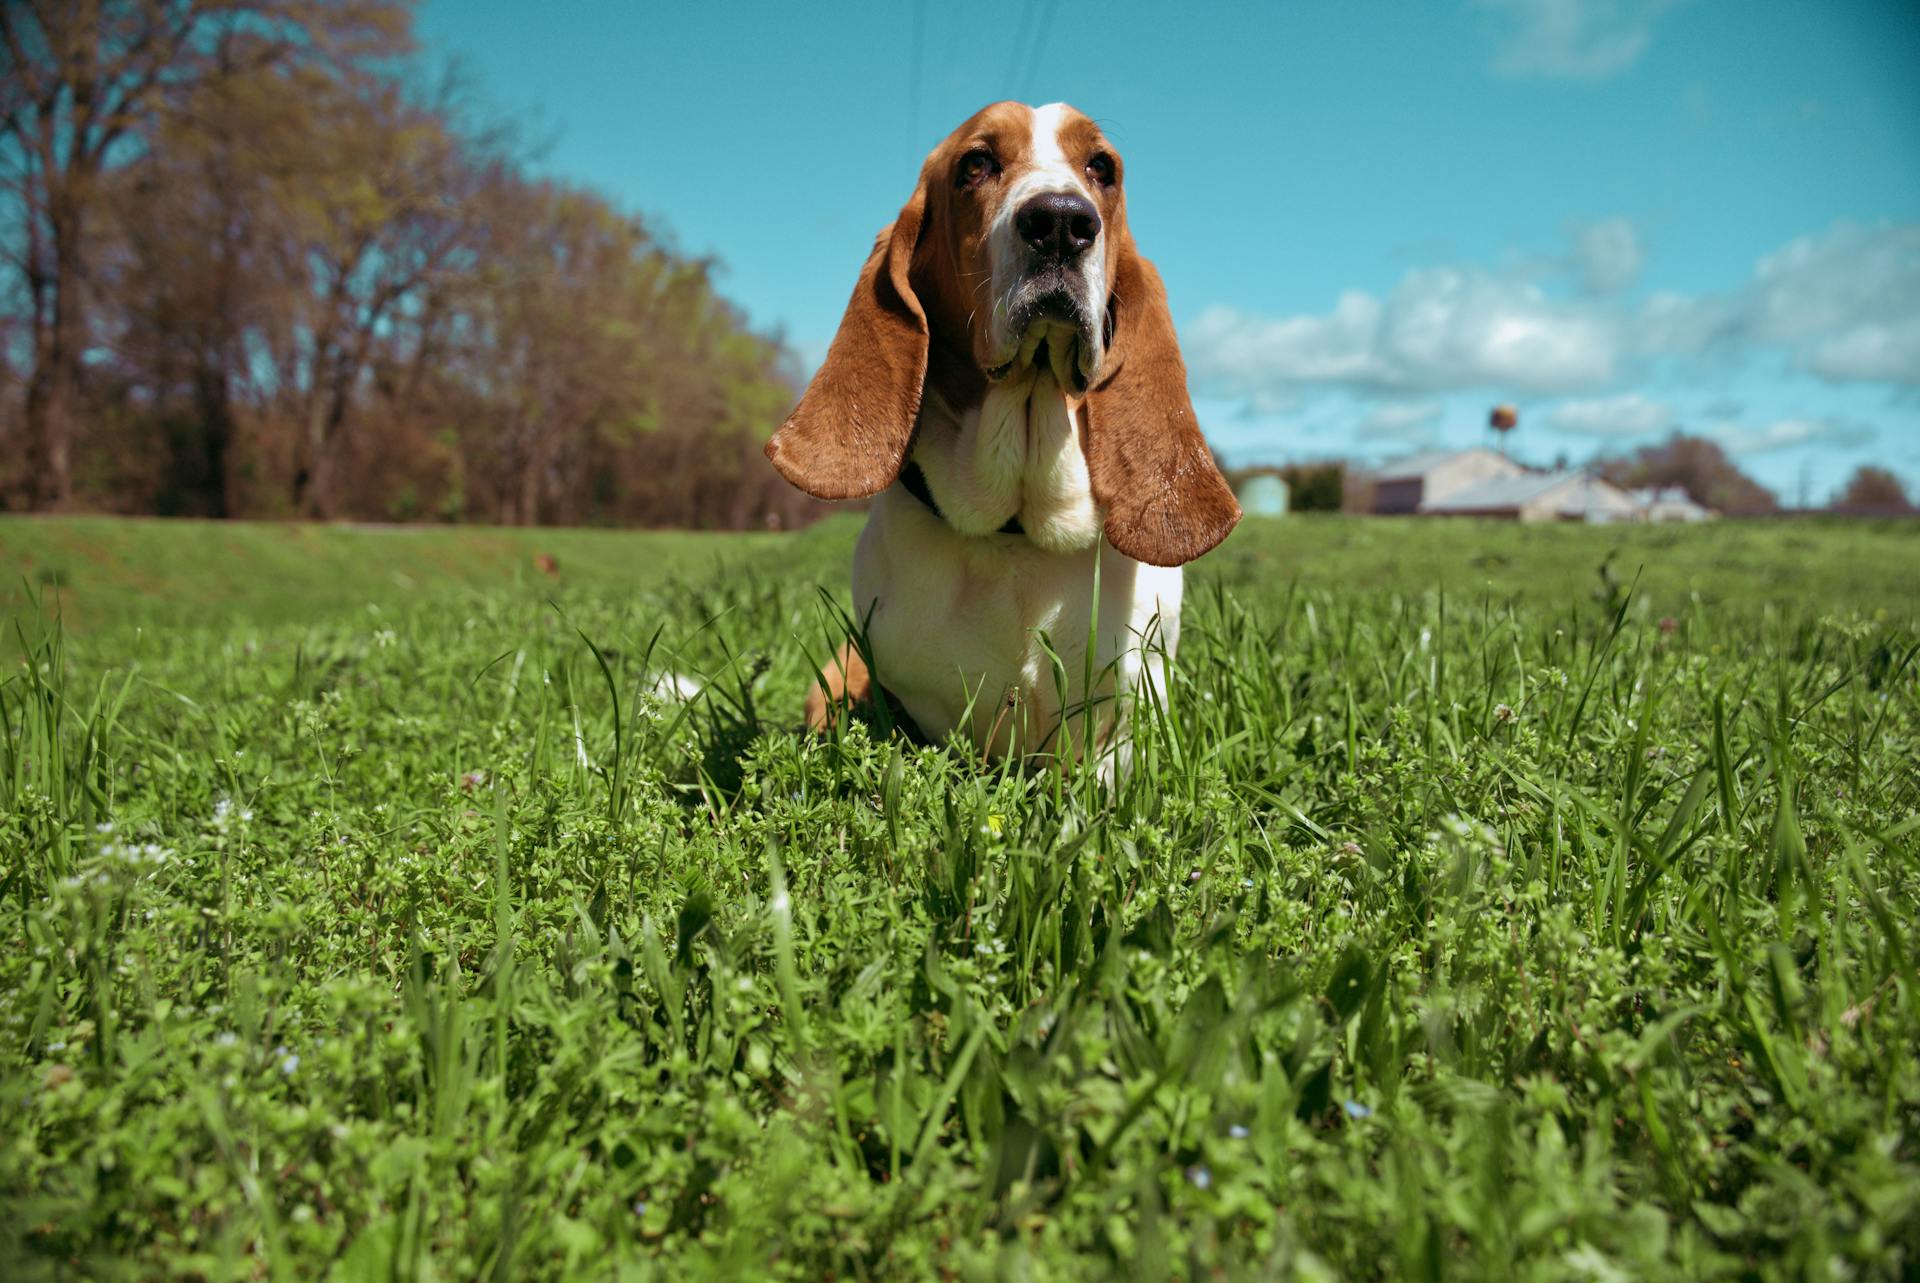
<box><xmin>3</xmin><ymin>514</ymin><xmax>1918</xmax><ymax>1279</ymax></box>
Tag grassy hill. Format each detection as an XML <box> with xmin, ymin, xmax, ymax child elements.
<box><xmin>0</xmin><ymin>516</ymin><xmax>794</xmax><ymax>637</ymax></box>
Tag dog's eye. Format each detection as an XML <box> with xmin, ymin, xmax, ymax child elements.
<box><xmin>1086</xmin><ymin>152</ymin><xmax>1116</xmax><ymax>189</ymax></box>
<box><xmin>957</xmin><ymin>148</ymin><xmax>999</xmax><ymax>188</ymax></box>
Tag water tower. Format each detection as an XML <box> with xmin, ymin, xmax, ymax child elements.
<box><xmin>1489</xmin><ymin>404</ymin><xmax>1518</xmax><ymax>456</ymax></box>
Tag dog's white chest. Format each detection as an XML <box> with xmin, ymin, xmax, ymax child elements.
<box><xmin>908</xmin><ymin>370</ymin><xmax>1103</xmax><ymax>555</ymax></box>
<box><xmin>851</xmin><ymin>488</ymin><xmax>1182</xmax><ymax>760</ymax></box>
<box><xmin>845</xmin><ymin>365</ymin><xmax>1187</xmax><ymax>761</ymax></box>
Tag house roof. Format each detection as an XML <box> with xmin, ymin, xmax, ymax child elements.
<box><xmin>1421</xmin><ymin>472</ymin><xmax>1634</xmax><ymax>514</ymax></box>
<box><xmin>1374</xmin><ymin>447</ymin><xmax>1515</xmax><ymax>482</ymax></box>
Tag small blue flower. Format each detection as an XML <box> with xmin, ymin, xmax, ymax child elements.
<box><xmin>1228</xmin><ymin>1124</ymin><xmax>1250</xmax><ymax>1139</ymax></box>
<box><xmin>1342</xmin><ymin>1099</ymin><xmax>1372</xmax><ymax>1120</ymax></box>
<box><xmin>1185</xmin><ymin>1163</ymin><xmax>1212</xmax><ymax>1189</ymax></box>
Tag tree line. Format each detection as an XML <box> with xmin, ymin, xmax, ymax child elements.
<box><xmin>1594</xmin><ymin>439</ymin><xmax>1913</xmax><ymax>516</ymax></box>
<box><xmin>1</xmin><ymin>0</ymin><xmax>821</xmax><ymax>528</ymax></box>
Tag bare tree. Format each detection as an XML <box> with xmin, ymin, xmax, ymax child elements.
<box><xmin>1595</xmin><ymin>434</ymin><xmax>1778</xmax><ymax>517</ymax></box>
<box><xmin>1830</xmin><ymin>465</ymin><xmax>1913</xmax><ymax>514</ymax></box>
<box><xmin>4</xmin><ymin>2</ymin><xmax>810</xmax><ymax>530</ymax></box>
<box><xmin>0</xmin><ymin>0</ymin><xmax>408</xmax><ymax>508</ymax></box>
<box><xmin>256</xmin><ymin>76</ymin><xmax>472</xmax><ymax>518</ymax></box>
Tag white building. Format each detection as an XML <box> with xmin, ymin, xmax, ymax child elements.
<box><xmin>1630</xmin><ymin>487</ymin><xmax>1716</xmax><ymax>522</ymax></box>
<box><xmin>1418</xmin><ymin>471</ymin><xmax>1644</xmax><ymax>523</ymax></box>
<box><xmin>1235</xmin><ymin>472</ymin><xmax>1291</xmax><ymax>516</ymax></box>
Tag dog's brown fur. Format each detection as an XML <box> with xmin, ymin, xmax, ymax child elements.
<box><xmin>804</xmin><ymin>643</ymin><xmax>874</xmax><ymax>731</ymax></box>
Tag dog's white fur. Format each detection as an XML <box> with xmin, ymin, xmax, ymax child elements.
<box><xmin>853</xmin><ymin>479</ymin><xmax>1181</xmax><ymax>764</ymax></box>
<box><xmin>909</xmin><ymin>354</ymin><xmax>1099</xmax><ymax>551</ymax></box>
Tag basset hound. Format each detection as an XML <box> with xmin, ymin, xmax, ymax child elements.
<box><xmin>767</xmin><ymin>101</ymin><xmax>1240</xmax><ymax>767</ymax></box>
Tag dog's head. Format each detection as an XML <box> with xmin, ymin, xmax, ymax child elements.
<box><xmin>766</xmin><ymin>101</ymin><xmax>1239</xmax><ymax>567</ymax></box>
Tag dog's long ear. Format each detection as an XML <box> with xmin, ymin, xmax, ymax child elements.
<box><xmin>764</xmin><ymin>185</ymin><xmax>929</xmax><ymax>499</ymax></box>
<box><xmin>1084</xmin><ymin>241</ymin><xmax>1241</xmax><ymax>566</ymax></box>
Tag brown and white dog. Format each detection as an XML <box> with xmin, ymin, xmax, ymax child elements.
<box><xmin>767</xmin><ymin>101</ymin><xmax>1240</xmax><ymax>767</ymax></box>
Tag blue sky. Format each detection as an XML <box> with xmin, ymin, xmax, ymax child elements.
<box><xmin>417</xmin><ymin>0</ymin><xmax>1920</xmax><ymax>502</ymax></box>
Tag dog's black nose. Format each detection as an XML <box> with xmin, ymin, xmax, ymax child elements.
<box><xmin>1015</xmin><ymin>191</ymin><xmax>1100</xmax><ymax>262</ymax></box>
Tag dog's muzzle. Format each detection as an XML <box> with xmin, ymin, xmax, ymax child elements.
<box><xmin>990</xmin><ymin>272</ymin><xmax>1103</xmax><ymax>391</ymax></box>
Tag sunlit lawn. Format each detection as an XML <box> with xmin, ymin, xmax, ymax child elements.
<box><xmin>3</xmin><ymin>514</ymin><xmax>1917</xmax><ymax>1279</ymax></box>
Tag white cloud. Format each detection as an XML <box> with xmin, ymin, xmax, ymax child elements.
<box><xmin>1189</xmin><ymin>292</ymin><xmax>1388</xmax><ymax>390</ymax></box>
<box><xmin>1749</xmin><ymin>224</ymin><xmax>1919</xmax><ymax>343</ymax></box>
<box><xmin>1359</xmin><ymin>401</ymin><xmax>1445</xmax><ymax>441</ymax></box>
<box><xmin>1633</xmin><ymin>289</ymin><xmax>1738</xmax><ymax>354</ymax></box>
<box><xmin>1544</xmin><ymin>393</ymin><xmax>1674</xmax><ymax>436</ymax></box>
<box><xmin>1230</xmin><ymin>390</ymin><xmax>1301</xmax><ymax>419</ymax></box>
<box><xmin>1636</xmin><ymin>223</ymin><xmax>1920</xmax><ymax>379</ymax></box>
<box><xmin>1188</xmin><ymin>268</ymin><xmax>1615</xmax><ymax>397</ymax></box>
<box><xmin>1385</xmin><ymin>269</ymin><xmax>1618</xmax><ymax>389</ymax></box>
<box><xmin>1185</xmin><ymin>221</ymin><xmax>1920</xmax><ymax>405</ymax></box>
<box><xmin>1807</xmin><ymin>319</ymin><xmax>1920</xmax><ymax>382</ymax></box>
<box><xmin>1703</xmin><ymin>417</ymin><xmax>1876</xmax><ymax>455</ymax></box>
<box><xmin>1567</xmin><ymin>217</ymin><xmax>1645</xmax><ymax>293</ymax></box>
<box><xmin>1476</xmin><ymin>0</ymin><xmax>1681</xmax><ymax>80</ymax></box>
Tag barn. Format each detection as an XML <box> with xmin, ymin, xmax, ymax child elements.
<box><xmin>1371</xmin><ymin>448</ymin><xmax>1527</xmax><ymax>514</ymax></box>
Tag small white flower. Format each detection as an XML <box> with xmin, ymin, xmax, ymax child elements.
<box><xmin>652</xmin><ymin>672</ymin><xmax>703</xmax><ymax>701</ymax></box>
